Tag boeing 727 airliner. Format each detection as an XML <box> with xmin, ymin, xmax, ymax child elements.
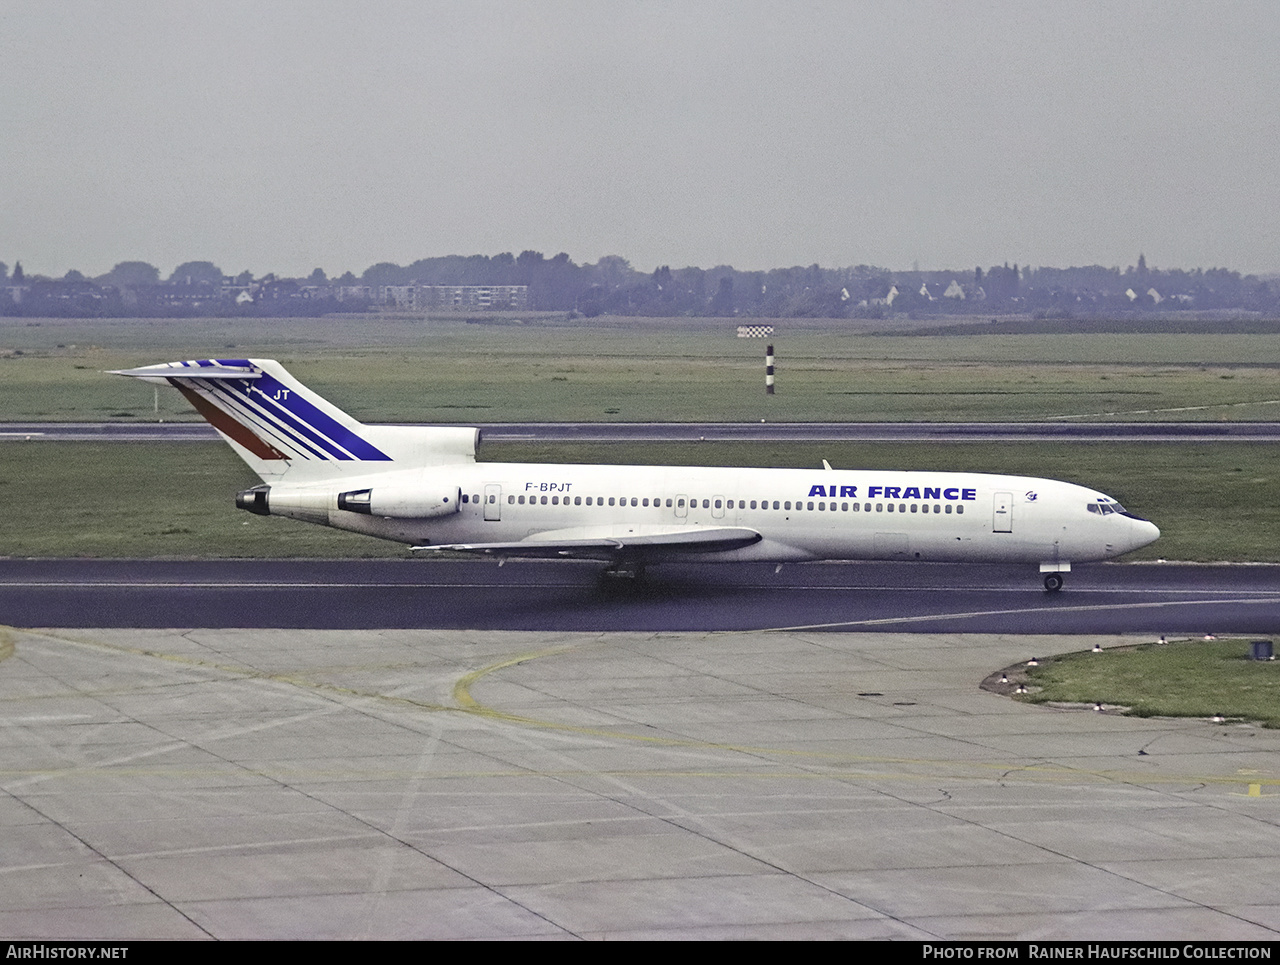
<box><xmin>114</xmin><ymin>358</ymin><xmax>1159</xmax><ymax>590</ymax></box>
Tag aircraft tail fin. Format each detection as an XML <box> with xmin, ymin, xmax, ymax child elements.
<box><xmin>112</xmin><ymin>358</ymin><xmax>477</xmax><ymax>483</ymax></box>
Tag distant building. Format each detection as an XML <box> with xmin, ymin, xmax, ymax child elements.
<box><xmin>396</xmin><ymin>285</ymin><xmax>529</xmax><ymax>311</ymax></box>
<box><xmin>379</xmin><ymin>285</ymin><xmax>418</xmax><ymax>308</ymax></box>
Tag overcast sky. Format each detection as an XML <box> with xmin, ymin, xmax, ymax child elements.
<box><xmin>3</xmin><ymin>0</ymin><xmax>1277</xmax><ymax>279</ymax></box>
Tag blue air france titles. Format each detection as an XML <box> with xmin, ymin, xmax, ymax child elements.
<box><xmin>807</xmin><ymin>484</ymin><xmax>977</xmax><ymax>501</ymax></box>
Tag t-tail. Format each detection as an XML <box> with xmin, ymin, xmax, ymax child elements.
<box><xmin>112</xmin><ymin>359</ymin><xmax>478</xmax><ymax>486</ymax></box>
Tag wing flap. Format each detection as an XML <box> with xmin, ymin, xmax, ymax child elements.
<box><xmin>412</xmin><ymin>525</ymin><xmax>762</xmax><ymax>560</ymax></box>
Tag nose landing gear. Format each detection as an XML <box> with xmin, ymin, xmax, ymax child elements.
<box><xmin>1043</xmin><ymin>572</ymin><xmax>1064</xmax><ymax>593</ymax></box>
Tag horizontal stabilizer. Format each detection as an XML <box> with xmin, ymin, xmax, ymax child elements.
<box><xmin>110</xmin><ymin>361</ymin><xmax>263</xmax><ymax>382</ymax></box>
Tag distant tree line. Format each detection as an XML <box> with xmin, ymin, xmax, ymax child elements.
<box><xmin>2</xmin><ymin>251</ymin><xmax>1276</xmax><ymax>318</ymax></box>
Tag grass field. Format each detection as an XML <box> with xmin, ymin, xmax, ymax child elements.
<box><xmin>3</xmin><ymin>439</ymin><xmax>1276</xmax><ymax>560</ymax></box>
<box><xmin>1018</xmin><ymin>638</ymin><xmax>1280</xmax><ymax>728</ymax></box>
<box><xmin>6</xmin><ymin>315</ymin><xmax>1280</xmax><ymax>423</ymax></box>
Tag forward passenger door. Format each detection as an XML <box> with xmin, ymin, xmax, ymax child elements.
<box><xmin>993</xmin><ymin>492</ymin><xmax>1012</xmax><ymax>533</ymax></box>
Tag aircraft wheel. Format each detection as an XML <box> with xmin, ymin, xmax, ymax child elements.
<box><xmin>1043</xmin><ymin>573</ymin><xmax>1064</xmax><ymax>593</ymax></box>
<box><xmin>602</xmin><ymin>562</ymin><xmax>645</xmax><ymax>581</ymax></box>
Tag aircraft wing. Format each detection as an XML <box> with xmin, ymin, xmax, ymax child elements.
<box><xmin>411</xmin><ymin>525</ymin><xmax>762</xmax><ymax>560</ymax></box>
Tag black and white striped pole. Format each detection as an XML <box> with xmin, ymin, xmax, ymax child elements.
<box><xmin>766</xmin><ymin>343</ymin><xmax>775</xmax><ymax>395</ymax></box>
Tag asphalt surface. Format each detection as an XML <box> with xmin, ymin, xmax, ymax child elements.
<box><xmin>3</xmin><ymin>558</ymin><xmax>1277</xmax><ymax>634</ymax></box>
<box><xmin>5</xmin><ymin>623</ymin><xmax>1279</xmax><ymax>939</ymax></box>
<box><xmin>8</xmin><ymin>420</ymin><xmax>1280</xmax><ymax>442</ymax></box>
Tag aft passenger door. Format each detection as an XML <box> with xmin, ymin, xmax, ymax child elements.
<box><xmin>484</xmin><ymin>484</ymin><xmax>502</xmax><ymax>521</ymax></box>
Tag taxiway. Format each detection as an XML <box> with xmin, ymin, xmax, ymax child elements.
<box><xmin>2</xmin><ymin>559</ymin><xmax>1279</xmax><ymax>635</ymax></box>
<box><xmin>7</xmin><ymin>421</ymin><xmax>1280</xmax><ymax>443</ymax></box>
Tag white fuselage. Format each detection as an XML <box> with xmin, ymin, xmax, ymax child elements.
<box><xmin>302</xmin><ymin>462</ymin><xmax>1160</xmax><ymax>566</ymax></box>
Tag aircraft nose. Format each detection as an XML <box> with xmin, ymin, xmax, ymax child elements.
<box><xmin>1132</xmin><ymin>517</ymin><xmax>1160</xmax><ymax>549</ymax></box>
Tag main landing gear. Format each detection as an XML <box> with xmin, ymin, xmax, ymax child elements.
<box><xmin>1043</xmin><ymin>572</ymin><xmax>1064</xmax><ymax>593</ymax></box>
<box><xmin>602</xmin><ymin>561</ymin><xmax>646</xmax><ymax>581</ymax></box>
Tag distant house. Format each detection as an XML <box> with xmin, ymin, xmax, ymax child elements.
<box><xmin>943</xmin><ymin>279</ymin><xmax>966</xmax><ymax>300</ymax></box>
<box><xmin>868</xmin><ymin>285</ymin><xmax>899</xmax><ymax>307</ymax></box>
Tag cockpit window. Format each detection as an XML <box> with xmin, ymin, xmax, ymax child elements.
<box><xmin>1087</xmin><ymin>501</ymin><xmax>1125</xmax><ymax>516</ymax></box>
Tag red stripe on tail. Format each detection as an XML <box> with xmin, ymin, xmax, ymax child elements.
<box><xmin>171</xmin><ymin>381</ymin><xmax>289</xmax><ymax>460</ymax></box>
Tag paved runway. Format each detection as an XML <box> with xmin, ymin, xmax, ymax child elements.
<box><xmin>8</xmin><ymin>420</ymin><xmax>1280</xmax><ymax>443</ymax></box>
<box><xmin>2</xmin><ymin>624</ymin><xmax>1277</xmax><ymax>939</ymax></box>
<box><xmin>3</xmin><ymin>558</ymin><xmax>1279</xmax><ymax>636</ymax></box>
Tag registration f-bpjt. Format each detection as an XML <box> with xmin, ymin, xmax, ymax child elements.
<box><xmin>115</xmin><ymin>359</ymin><xmax>1159</xmax><ymax>591</ymax></box>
